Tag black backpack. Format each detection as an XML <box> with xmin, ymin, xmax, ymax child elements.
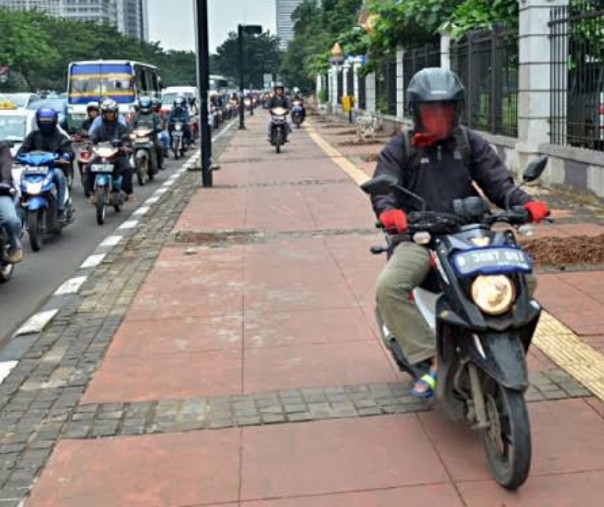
<box><xmin>400</xmin><ymin>125</ymin><xmax>473</xmax><ymax>172</ymax></box>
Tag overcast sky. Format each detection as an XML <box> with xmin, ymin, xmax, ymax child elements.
<box><xmin>148</xmin><ymin>0</ymin><xmax>277</xmax><ymax>53</ymax></box>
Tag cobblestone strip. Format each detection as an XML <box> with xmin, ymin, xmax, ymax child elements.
<box><xmin>57</xmin><ymin>369</ymin><xmax>591</xmax><ymax>439</ymax></box>
<box><xmin>0</xmin><ymin>133</ymin><xmax>234</xmax><ymax>505</ymax></box>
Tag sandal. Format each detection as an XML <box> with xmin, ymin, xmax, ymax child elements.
<box><xmin>411</xmin><ymin>371</ymin><xmax>437</xmax><ymax>400</ymax></box>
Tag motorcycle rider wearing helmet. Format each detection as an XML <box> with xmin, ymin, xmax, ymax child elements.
<box><xmin>79</xmin><ymin>101</ymin><xmax>100</xmax><ymax>134</ymax></box>
<box><xmin>292</xmin><ymin>88</ymin><xmax>306</xmax><ymax>123</ymax></box>
<box><xmin>167</xmin><ymin>95</ymin><xmax>191</xmax><ymax>147</ymax></box>
<box><xmin>265</xmin><ymin>82</ymin><xmax>292</xmax><ymax>140</ymax></box>
<box><xmin>17</xmin><ymin>107</ymin><xmax>73</xmax><ymax>220</ymax></box>
<box><xmin>129</xmin><ymin>96</ymin><xmax>165</xmax><ymax>170</ymax></box>
<box><xmin>88</xmin><ymin>99</ymin><xmax>133</xmax><ymax>202</ymax></box>
<box><xmin>152</xmin><ymin>98</ymin><xmax>170</xmax><ymax>158</ymax></box>
<box><xmin>89</xmin><ymin>102</ymin><xmax>127</xmax><ymax>135</ymax></box>
<box><xmin>372</xmin><ymin>68</ymin><xmax>549</xmax><ymax>399</ymax></box>
<box><xmin>0</xmin><ymin>141</ymin><xmax>23</xmax><ymax>263</ymax></box>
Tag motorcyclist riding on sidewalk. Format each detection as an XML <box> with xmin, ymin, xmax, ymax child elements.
<box><xmin>266</xmin><ymin>82</ymin><xmax>292</xmax><ymax>141</ymax></box>
<box><xmin>87</xmin><ymin>99</ymin><xmax>134</xmax><ymax>203</ymax></box>
<box><xmin>371</xmin><ymin>68</ymin><xmax>550</xmax><ymax>399</ymax></box>
<box><xmin>17</xmin><ymin>107</ymin><xmax>73</xmax><ymax>221</ymax></box>
<box><xmin>0</xmin><ymin>141</ymin><xmax>23</xmax><ymax>264</ymax></box>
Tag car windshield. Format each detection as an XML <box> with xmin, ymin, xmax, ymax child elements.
<box><xmin>3</xmin><ymin>94</ymin><xmax>29</xmax><ymax>108</ymax></box>
<box><xmin>0</xmin><ymin>114</ymin><xmax>28</xmax><ymax>141</ymax></box>
<box><xmin>161</xmin><ymin>93</ymin><xmax>180</xmax><ymax>104</ymax></box>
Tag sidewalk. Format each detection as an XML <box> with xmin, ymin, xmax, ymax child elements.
<box><xmin>23</xmin><ymin>114</ymin><xmax>604</xmax><ymax>506</ymax></box>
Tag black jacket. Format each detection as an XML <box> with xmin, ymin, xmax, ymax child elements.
<box><xmin>371</xmin><ymin>129</ymin><xmax>532</xmax><ymax>216</ymax></box>
<box><xmin>0</xmin><ymin>142</ymin><xmax>13</xmax><ymax>186</ymax></box>
<box><xmin>266</xmin><ymin>96</ymin><xmax>290</xmax><ymax>110</ymax></box>
<box><xmin>17</xmin><ymin>129</ymin><xmax>74</xmax><ymax>160</ymax></box>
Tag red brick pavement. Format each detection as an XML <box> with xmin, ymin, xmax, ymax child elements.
<box><xmin>25</xmin><ymin>115</ymin><xmax>604</xmax><ymax>506</ymax></box>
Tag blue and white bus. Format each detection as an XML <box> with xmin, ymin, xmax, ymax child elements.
<box><xmin>66</xmin><ymin>60</ymin><xmax>161</xmax><ymax>129</ymax></box>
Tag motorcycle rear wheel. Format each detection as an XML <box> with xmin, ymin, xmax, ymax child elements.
<box><xmin>27</xmin><ymin>210</ymin><xmax>45</xmax><ymax>252</ymax></box>
<box><xmin>95</xmin><ymin>188</ymin><xmax>107</xmax><ymax>225</ymax></box>
<box><xmin>481</xmin><ymin>383</ymin><xmax>531</xmax><ymax>490</ymax></box>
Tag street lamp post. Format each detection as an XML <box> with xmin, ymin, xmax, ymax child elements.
<box><xmin>329</xmin><ymin>43</ymin><xmax>344</xmax><ymax>113</ymax></box>
<box><xmin>195</xmin><ymin>0</ymin><xmax>212</xmax><ymax>187</ymax></box>
<box><xmin>238</xmin><ymin>24</ymin><xmax>262</xmax><ymax>130</ymax></box>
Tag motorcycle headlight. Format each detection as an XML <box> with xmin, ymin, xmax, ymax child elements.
<box><xmin>471</xmin><ymin>275</ymin><xmax>516</xmax><ymax>315</ymax></box>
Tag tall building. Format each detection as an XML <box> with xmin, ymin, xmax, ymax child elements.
<box><xmin>276</xmin><ymin>0</ymin><xmax>304</xmax><ymax>49</ymax></box>
<box><xmin>0</xmin><ymin>0</ymin><xmax>148</xmax><ymax>41</ymax></box>
<box><xmin>0</xmin><ymin>0</ymin><xmax>65</xmax><ymax>16</ymax></box>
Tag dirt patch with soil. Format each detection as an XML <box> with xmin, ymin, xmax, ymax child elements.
<box><xmin>521</xmin><ymin>234</ymin><xmax>604</xmax><ymax>267</ymax></box>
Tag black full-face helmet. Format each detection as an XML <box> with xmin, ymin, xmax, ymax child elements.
<box><xmin>407</xmin><ymin>67</ymin><xmax>465</xmax><ymax>127</ymax></box>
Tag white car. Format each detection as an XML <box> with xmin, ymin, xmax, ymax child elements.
<box><xmin>1</xmin><ymin>93</ymin><xmax>41</xmax><ymax>110</ymax></box>
<box><xmin>0</xmin><ymin>108</ymin><xmax>38</xmax><ymax>193</ymax></box>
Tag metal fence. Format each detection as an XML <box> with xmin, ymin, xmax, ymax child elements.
<box><xmin>376</xmin><ymin>58</ymin><xmax>397</xmax><ymax>115</ymax></box>
<box><xmin>403</xmin><ymin>42</ymin><xmax>441</xmax><ymax>109</ymax></box>
<box><xmin>550</xmin><ymin>0</ymin><xmax>604</xmax><ymax>150</ymax></box>
<box><xmin>451</xmin><ymin>26</ymin><xmax>518</xmax><ymax>137</ymax></box>
<box><xmin>358</xmin><ymin>73</ymin><xmax>366</xmax><ymax>110</ymax></box>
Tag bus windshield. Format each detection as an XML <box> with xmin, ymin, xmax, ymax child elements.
<box><xmin>68</xmin><ymin>63</ymin><xmax>135</xmax><ymax>104</ymax></box>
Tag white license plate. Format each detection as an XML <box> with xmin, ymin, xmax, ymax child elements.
<box><xmin>90</xmin><ymin>164</ymin><xmax>113</xmax><ymax>173</ymax></box>
<box><xmin>23</xmin><ymin>166</ymin><xmax>49</xmax><ymax>175</ymax></box>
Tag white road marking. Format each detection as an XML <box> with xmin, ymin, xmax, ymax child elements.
<box><xmin>118</xmin><ymin>220</ymin><xmax>138</xmax><ymax>229</ymax></box>
<box><xmin>80</xmin><ymin>253</ymin><xmax>106</xmax><ymax>269</ymax></box>
<box><xmin>155</xmin><ymin>188</ymin><xmax>169</xmax><ymax>195</ymax></box>
<box><xmin>0</xmin><ymin>361</ymin><xmax>18</xmax><ymax>385</ymax></box>
<box><xmin>54</xmin><ymin>276</ymin><xmax>87</xmax><ymax>296</ymax></box>
<box><xmin>163</xmin><ymin>180</ymin><xmax>176</xmax><ymax>187</ymax></box>
<box><xmin>133</xmin><ymin>206</ymin><xmax>150</xmax><ymax>216</ymax></box>
<box><xmin>100</xmin><ymin>235</ymin><xmax>123</xmax><ymax>247</ymax></box>
<box><xmin>145</xmin><ymin>196</ymin><xmax>160</xmax><ymax>205</ymax></box>
<box><xmin>15</xmin><ymin>310</ymin><xmax>59</xmax><ymax>336</ymax></box>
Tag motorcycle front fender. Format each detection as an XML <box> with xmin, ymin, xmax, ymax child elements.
<box><xmin>25</xmin><ymin>196</ymin><xmax>49</xmax><ymax>211</ymax></box>
<box><xmin>95</xmin><ymin>174</ymin><xmax>111</xmax><ymax>187</ymax></box>
<box><xmin>135</xmin><ymin>149</ymin><xmax>149</xmax><ymax>161</ymax></box>
<box><xmin>463</xmin><ymin>331</ymin><xmax>529</xmax><ymax>391</ymax></box>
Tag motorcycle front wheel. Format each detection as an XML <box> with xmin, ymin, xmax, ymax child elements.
<box><xmin>27</xmin><ymin>210</ymin><xmax>45</xmax><ymax>251</ymax></box>
<box><xmin>95</xmin><ymin>188</ymin><xmax>107</xmax><ymax>225</ymax></box>
<box><xmin>0</xmin><ymin>261</ymin><xmax>14</xmax><ymax>283</ymax></box>
<box><xmin>481</xmin><ymin>382</ymin><xmax>531</xmax><ymax>490</ymax></box>
<box><xmin>136</xmin><ymin>156</ymin><xmax>148</xmax><ymax>186</ymax></box>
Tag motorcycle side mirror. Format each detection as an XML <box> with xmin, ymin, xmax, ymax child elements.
<box><xmin>522</xmin><ymin>156</ymin><xmax>548</xmax><ymax>182</ymax></box>
<box><xmin>360</xmin><ymin>175</ymin><xmax>398</xmax><ymax>196</ymax></box>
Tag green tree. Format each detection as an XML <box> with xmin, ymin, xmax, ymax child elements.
<box><xmin>212</xmin><ymin>32</ymin><xmax>281</xmax><ymax>89</ymax></box>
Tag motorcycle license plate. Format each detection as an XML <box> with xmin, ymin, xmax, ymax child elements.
<box><xmin>452</xmin><ymin>247</ymin><xmax>533</xmax><ymax>277</ymax></box>
<box><xmin>23</xmin><ymin>166</ymin><xmax>49</xmax><ymax>175</ymax></box>
<box><xmin>90</xmin><ymin>163</ymin><xmax>113</xmax><ymax>173</ymax></box>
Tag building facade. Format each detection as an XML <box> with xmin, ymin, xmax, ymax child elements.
<box><xmin>0</xmin><ymin>0</ymin><xmax>148</xmax><ymax>40</ymax></box>
<box><xmin>275</xmin><ymin>0</ymin><xmax>304</xmax><ymax>49</ymax></box>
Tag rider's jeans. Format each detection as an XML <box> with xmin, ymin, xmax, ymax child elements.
<box><xmin>376</xmin><ymin>242</ymin><xmax>537</xmax><ymax>365</ymax></box>
<box><xmin>0</xmin><ymin>196</ymin><xmax>22</xmax><ymax>250</ymax></box>
<box><xmin>267</xmin><ymin>119</ymin><xmax>292</xmax><ymax>136</ymax></box>
<box><xmin>53</xmin><ymin>169</ymin><xmax>67</xmax><ymax>212</ymax></box>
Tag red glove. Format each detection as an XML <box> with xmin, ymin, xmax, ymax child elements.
<box><xmin>524</xmin><ymin>201</ymin><xmax>550</xmax><ymax>223</ymax></box>
<box><xmin>379</xmin><ymin>209</ymin><xmax>408</xmax><ymax>233</ymax></box>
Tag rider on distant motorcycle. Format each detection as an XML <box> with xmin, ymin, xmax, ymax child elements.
<box><xmin>129</xmin><ymin>96</ymin><xmax>164</xmax><ymax>170</ymax></box>
<box><xmin>292</xmin><ymin>87</ymin><xmax>306</xmax><ymax>124</ymax></box>
<box><xmin>78</xmin><ymin>101</ymin><xmax>100</xmax><ymax>136</ymax></box>
<box><xmin>17</xmin><ymin>108</ymin><xmax>73</xmax><ymax>220</ymax></box>
<box><xmin>152</xmin><ymin>98</ymin><xmax>170</xmax><ymax>158</ymax></box>
<box><xmin>168</xmin><ymin>96</ymin><xmax>192</xmax><ymax>147</ymax></box>
<box><xmin>88</xmin><ymin>99</ymin><xmax>133</xmax><ymax>202</ymax></box>
<box><xmin>0</xmin><ymin>141</ymin><xmax>22</xmax><ymax>263</ymax></box>
<box><xmin>265</xmin><ymin>82</ymin><xmax>292</xmax><ymax>141</ymax></box>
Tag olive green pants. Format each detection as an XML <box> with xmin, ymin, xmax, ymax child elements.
<box><xmin>376</xmin><ymin>242</ymin><xmax>537</xmax><ymax>365</ymax></box>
